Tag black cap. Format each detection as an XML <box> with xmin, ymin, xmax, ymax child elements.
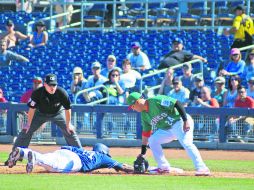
<box><xmin>6</xmin><ymin>20</ymin><xmax>14</xmax><ymax>26</ymax></box>
<box><xmin>234</xmin><ymin>5</ymin><xmax>245</xmax><ymax>11</ymax></box>
<box><xmin>45</xmin><ymin>74</ymin><xmax>57</xmax><ymax>85</ymax></box>
<box><xmin>36</xmin><ymin>20</ymin><xmax>45</xmax><ymax>26</ymax></box>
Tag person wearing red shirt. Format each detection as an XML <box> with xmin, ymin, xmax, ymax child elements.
<box><xmin>194</xmin><ymin>86</ymin><xmax>220</xmax><ymax>108</ymax></box>
<box><xmin>235</xmin><ymin>86</ymin><xmax>254</xmax><ymax>108</ymax></box>
<box><xmin>227</xmin><ymin>86</ymin><xmax>254</xmax><ymax>139</ymax></box>
<box><xmin>20</xmin><ymin>77</ymin><xmax>43</xmax><ymax>103</ymax></box>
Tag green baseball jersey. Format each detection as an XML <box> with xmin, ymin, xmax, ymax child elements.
<box><xmin>141</xmin><ymin>95</ymin><xmax>181</xmax><ymax>132</ymax></box>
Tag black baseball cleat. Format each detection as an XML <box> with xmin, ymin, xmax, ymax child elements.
<box><xmin>8</xmin><ymin>147</ymin><xmax>22</xmax><ymax>168</ymax></box>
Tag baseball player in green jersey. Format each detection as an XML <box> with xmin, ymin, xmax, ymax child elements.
<box><xmin>127</xmin><ymin>92</ymin><xmax>210</xmax><ymax>176</ymax></box>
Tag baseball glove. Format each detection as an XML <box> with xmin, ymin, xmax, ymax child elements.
<box><xmin>133</xmin><ymin>155</ymin><xmax>149</xmax><ymax>174</ymax></box>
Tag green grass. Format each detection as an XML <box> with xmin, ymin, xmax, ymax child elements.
<box><xmin>0</xmin><ymin>175</ymin><xmax>253</xmax><ymax>190</ymax></box>
<box><xmin>1</xmin><ymin>153</ymin><xmax>254</xmax><ymax>190</ymax></box>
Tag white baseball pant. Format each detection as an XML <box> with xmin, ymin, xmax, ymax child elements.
<box><xmin>21</xmin><ymin>148</ymin><xmax>82</xmax><ymax>173</ymax></box>
<box><xmin>148</xmin><ymin>114</ymin><xmax>207</xmax><ymax>170</ymax></box>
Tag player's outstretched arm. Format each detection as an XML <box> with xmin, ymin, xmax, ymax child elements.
<box><xmin>114</xmin><ymin>164</ymin><xmax>134</xmax><ymax>173</ymax></box>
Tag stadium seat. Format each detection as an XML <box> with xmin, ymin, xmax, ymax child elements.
<box><xmin>83</xmin><ymin>4</ymin><xmax>108</xmax><ymax>27</ymax></box>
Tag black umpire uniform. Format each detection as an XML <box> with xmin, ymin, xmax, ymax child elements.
<box><xmin>13</xmin><ymin>73</ymin><xmax>82</xmax><ymax>149</ymax></box>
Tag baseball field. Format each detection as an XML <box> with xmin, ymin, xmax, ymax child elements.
<box><xmin>0</xmin><ymin>144</ymin><xmax>253</xmax><ymax>190</ymax></box>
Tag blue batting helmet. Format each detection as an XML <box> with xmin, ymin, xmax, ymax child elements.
<box><xmin>92</xmin><ymin>143</ymin><xmax>110</xmax><ymax>156</ymax></box>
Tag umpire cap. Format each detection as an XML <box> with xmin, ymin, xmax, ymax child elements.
<box><xmin>45</xmin><ymin>74</ymin><xmax>58</xmax><ymax>85</ymax></box>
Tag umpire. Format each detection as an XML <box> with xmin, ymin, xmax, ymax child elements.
<box><xmin>12</xmin><ymin>73</ymin><xmax>82</xmax><ymax>153</ymax></box>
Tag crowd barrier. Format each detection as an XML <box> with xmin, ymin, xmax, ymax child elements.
<box><xmin>0</xmin><ymin>103</ymin><xmax>253</xmax><ymax>144</ymax></box>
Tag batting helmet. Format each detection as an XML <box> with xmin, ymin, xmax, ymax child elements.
<box><xmin>92</xmin><ymin>143</ymin><xmax>110</xmax><ymax>156</ymax></box>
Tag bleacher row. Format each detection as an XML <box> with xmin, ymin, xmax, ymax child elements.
<box><xmin>86</xmin><ymin>1</ymin><xmax>254</xmax><ymax>27</ymax></box>
<box><xmin>0</xmin><ymin>29</ymin><xmax>234</xmax><ymax>102</ymax></box>
<box><xmin>0</xmin><ymin>11</ymin><xmax>51</xmax><ymax>34</ymax></box>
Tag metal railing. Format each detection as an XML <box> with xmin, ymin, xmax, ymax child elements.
<box><xmin>34</xmin><ymin>0</ymin><xmax>252</xmax><ymax>32</ymax></box>
<box><xmin>139</xmin><ymin>59</ymin><xmax>203</xmax><ymax>93</ymax></box>
<box><xmin>26</xmin><ymin>8</ymin><xmax>81</xmax><ymax>34</ymax></box>
<box><xmin>74</xmin><ymin>84</ymin><xmax>109</xmax><ymax>105</ymax></box>
<box><xmin>238</xmin><ymin>44</ymin><xmax>254</xmax><ymax>52</ymax></box>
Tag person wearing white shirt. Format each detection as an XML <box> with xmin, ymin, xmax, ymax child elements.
<box><xmin>168</xmin><ymin>77</ymin><xmax>190</xmax><ymax>107</ymax></box>
<box><xmin>84</xmin><ymin>62</ymin><xmax>108</xmax><ymax>102</ymax></box>
<box><xmin>120</xmin><ymin>59</ymin><xmax>141</xmax><ymax>93</ymax></box>
<box><xmin>127</xmin><ymin>42</ymin><xmax>151</xmax><ymax>71</ymax></box>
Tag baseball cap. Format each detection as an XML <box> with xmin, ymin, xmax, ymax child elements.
<box><xmin>6</xmin><ymin>20</ymin><xmax>14</xmax><ymax>26</ymax></box>
<box><xmin>91</xmin><ymin>61</ymin><xmax>101</xmax><ymax>69</ymax></box>
<box><xmin>194</xmin><ymin>75</ymin><xmax>203</xmax><ymax>82</ymax></box>
<box><xmin>127</xmin><ymin>92</ymin><xmax>142</xmax><ymax>106</ymax></box>
<box><xmin>36</xmin><ymin>20</ymin><xmax>45</xmax><ymax>26</ymax></box>
<box><xmin>172</xmin><ymin>77</ymin><xmax>181</xmax><ymax>83</ymax></box>
<box><xmin>131</xmin><ymin>42</ymin><xmax>141</xmax><ymax>49</ymax></box>
<box><xmin>214</xmin><ymin>76</ymin><xmax>225</xmax><ymax>84</ymax></box>
<box><xmin>44</xmin><ymin>74</ymin><xmax>57</xmax><ymax>85</ymax></box>
<box><xmin>234</xmin><ymin>4</ymin><xmax>245</xmax><ymax>11</ymax></box>
<box><xmin>73</xmin><ymin>67</ymin><xmax>83</xmax><ymax>74</ymax></box>
<box><xmin>173</xmin><ymin>37</ymin><xmax>183</xmax><ymax>44</ymax></box>
<box><xmin>230</xmin><ymin>48</ymin><xmax>240</xmax><ymax>55</ymax></box>
<box><xmin>183</xmin><ymin>63</ymin><xmax>192</xmax><ymax>69</ymax></box>
<box><xmin>107</xmin><ymin>55</ymin><xmax>116</xmax><ymax>61</ymax></box>
<box><xmin>33</xmin><ymin>76</ymin><xmax>42</xmax><ymax>83</ymax></box>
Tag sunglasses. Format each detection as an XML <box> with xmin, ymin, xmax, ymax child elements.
<box><xmin>107</xmin><ymin>59</ymin><xmax>115</xmax><ymax>62</ymax></box>
<box><xmin>238</xmin><ymin>90</ymin><xmax>246</xmax><ymax>94</ymax></box>
<box><xmin>232</xmin><ymin>54</ymin><xmax>239</xmax><ymax>56</ymax></box>
<box><xmin>49</xmin><ymin>84</ymin><xmax>57</xmax><ymax>87</ymax></box>
<box><xmin>74</xmin><ymin>73</ymin><xmax>82</xmax><ymax>75</ymax></box>
<box><xmin>173</xmin><ymin>82</ymin><xmax>179</xmax><ymax>85</ymax></box>
<box><xmin>111</xmin><ymin>74</ymin><xmax>119</xmax><ymax>77</ymax></box>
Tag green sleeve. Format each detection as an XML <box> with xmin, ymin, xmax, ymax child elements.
<box><xmin>141</xmin><ymin>116</ymin><xmax>152</xmax><ymax>132</ymax></box>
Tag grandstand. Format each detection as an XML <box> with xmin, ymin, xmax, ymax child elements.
<box><xmin>0</xmin><ymin>0</ymin><xmax>254</xmax><ymax>146</ymax></box>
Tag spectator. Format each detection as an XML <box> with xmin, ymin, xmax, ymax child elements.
<box><xmin>127</xmin><ymin>42</ymin><xmax>151</xmax><ymax>71</ymax></box>
<box><xmin>235</xmin><ymin>86</ymin><xmax>254</xmax><ymax>108</ymax></box>
<box><xmin>194</xmin><ymin>86</ymin><xmax>219</xmax><ymax>108</ymax></box>
<box><xmin>0</xmin><ymin>88</ymin><xmax>7</xmax><ymax>103</ymax></box>
<box><xmin>20</xmin><ymin>77</ymin><xmax>43</xmax><ymax>103</ymax></box>
<box><xmin>0</xmin><ymin>88</ymin><xmax>7</xmax><ymax>131</ymax></box>
<box><xmin>243</xmin><ymin>49</ymin><xmax>254</xmax><ymax>82</ymax></box>
<box><xmin>101</xmin><ymin>55</ymin><xmax>121</xmax><ymax>77</ymax></box>
<box><xmin>168</xmin><ymin>77</ymin><xmax>190</xmax><ymax>107</ymax></box>
<box><xmin>212</xmin><ymin>76</ymin><xmax>227</xmax><ymax>107</ymax></box>
<box><xmin>230</xmin><ymin>5</ymin><xmax>254</xmax><ymax>49</ymax></box>
<box><xmin>247</xmin><ymin>77</ymin><xmax>254</xmax><ymax>99</ymax></box>
<box><xmin>158</xmin><ymin>38</ymin><xmax>207</xmax><ymax>69</ymax></box>
<box><xmin>120</xmin><ymin>59</ymin><xmax>141</xmax><ymax>94</ymax></box>
<box><xmin>70</xmin><ymin>67</ymin><xmax>87</xmax><ymax>97</ymax></box>
<box><xmin>180</xmin><ymin>63</ymin><xmax>195</xmax><ymax>90</ymax></box>
<box><xmin>219</xmin><ymin>48</ymin><xmax>245</xmax><ymax>78</ymax></box>
<box><xmin>101</xmin><ymin>69</ymin><xmax>125</xmax><ymax>105</ymax></box>
<box><xmin>189</xmin><ymin>75</ymin><xmax>204</xmax><ymax>106</ymax></box>
<box><xmin>0</xmin><ymin>20</ymin><xmax>29</xmax><ymax>49</ymax></box>
<box><xmin>223</xmin><ymin>75</ymin><xmax>241</xmax><ymax>108</ymax></box>
<box><xmin>84</xmin><ymin>62</ymin><xmax>108</xmax><ymax>103</ymax></box>
<box><xmin>227</xmin><ymin>86</ymin><xmax>254</xmax><ymax>138</ymax></box>
<box><xmin>158</xmin><ymin>68</ymin><xmax>174</xmax><ymax>95</ymax></box>
<box><xmin>28</xmin><ymin>20</ymin><xmax>48</xmax><ymax>48</ymax></box>
<box><xmin>16</xmin><ymin>0</ymin><xmax>34</xmax><ymax>13</ymax></box>
<box><xmin>55</xmin><ymin>0</ymin><xmax>74</xmax><ymax>28</ymax></box>
<box><xmin>0</xmin><ymin>39</ymin><xmax>29</xmax><ymax>66</ymax></box>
